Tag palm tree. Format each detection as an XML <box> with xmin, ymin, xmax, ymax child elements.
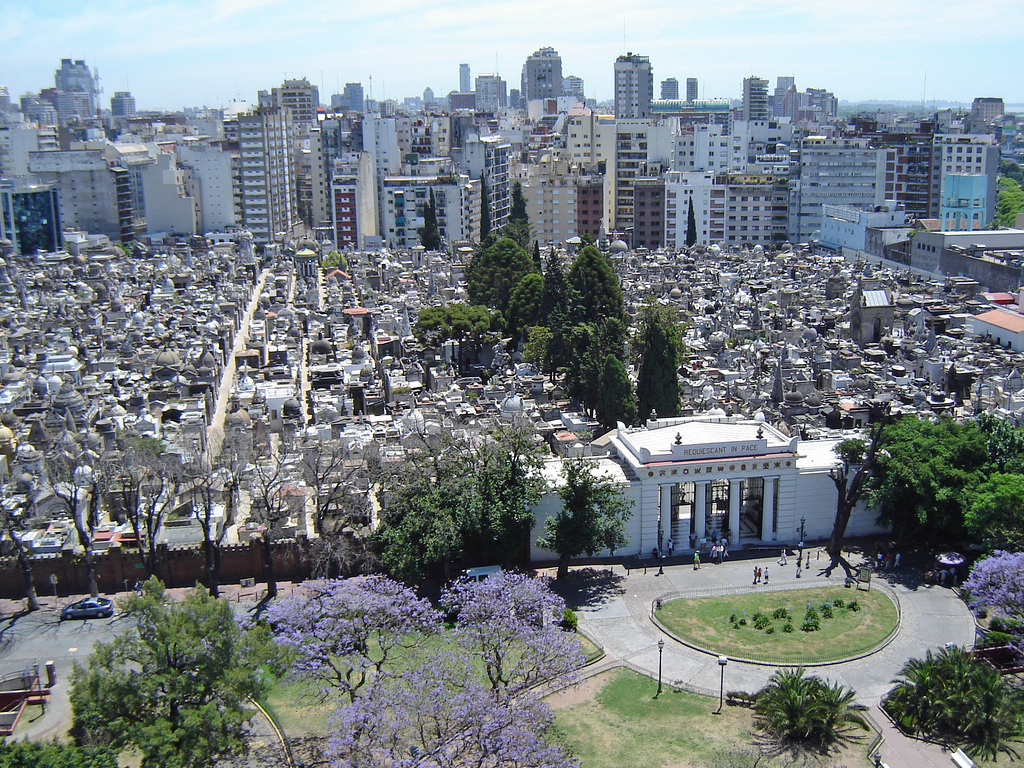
<box><xmin>883</xmin><ymin>646</ymin><xmax>1023</xmax><ymax>760</ymax></box>
<box><xmin>754</xmin><ymin>667</ymin><xmax>868</xmax><ymax>753</ymax></box>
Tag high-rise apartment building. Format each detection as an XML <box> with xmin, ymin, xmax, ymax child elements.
<box><xmin>521</xmin><ymin>47</ymin><xmax>563</xmax><ymax>103</ymax></box>
<box><xmin>333</xmin><ymin>83</ymin><xmax>364</xmax><ymax>113</ymax></box>
<box><xmin>742</xmin><ymin>76</ymin><xmax>769</xmax><ymax>122</ymax></box>
<box><xmin>686</xmin><ymin>78</ymin><xmax>698</xmax><ymax>103</ymax></box>
<box><xmin>614</xmin><ymin>53</ymin><xmax>653</xmax><ymax>119</ymax></box>
<box><xmin>110</xmin><ymin>91</ymin><xmax>136</xmax><ymax>123</ymax></box>
<box><xmin>261</xmin><ymin>78</ymin><xmax>319</xmax><ymax>128</ymax></box>
<box><xmin>562</xmin><ymin>76</ymin><xmax>585</xmax><ymax>102</ymax></box>
<box><xmin>661</xmin><ymin>78</ymin><xmax>679</xmax><ymax>101</ymax></box>
<box><xmin>459</xmin><ymin>64</ymin><xmax>471</xmax><ymax>94</ymax></box>
<box><xmin>475</xmin><ymin>75</ymin><xmax>506</xmax><ymax>113</ymax></box>
<box><xmin>224</xmin><ymin>106</ymin><xmax>298</xmax><ymax>244</ymax></box>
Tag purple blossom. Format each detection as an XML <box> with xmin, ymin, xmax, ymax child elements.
<box><xmin>267</xmin><ymin>576</ymin><xmax>441</xmax><ymax>701</ymax></box>
<box><xmin>442</xmin><ymin>572</ymin><xmax>585</xmax><ymax>696</ymax></box>
<box><xmin>328</xmin><ymin>651</ymin><xmax>578</xmax><ymax>768</ymax></box>
<box><xmin>963</xmin><ymin>550</ymin><xmax>1024</xmax><ymax>626</ymax></box>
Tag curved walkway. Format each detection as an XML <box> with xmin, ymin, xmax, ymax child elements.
<box><xmin>556</xmin><ymin>552</ymin><xmax>976</xmax><ymax>768</ymax></box>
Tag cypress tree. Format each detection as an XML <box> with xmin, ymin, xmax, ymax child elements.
<box><xmin>418</xmin><ymin>189</ymin><xmax>441</xmax><ymax>250</ymax></box>
<box><xmin>686</xmin><ymin>196</ymin><xmax>698</xmax><ymax>247</ymax></box>
<box><xmin>636</xmin><ymin>303</ymin><xmax>683</xmax><ymax>419</ymax></box>
<box><xmin>480</xmin><ymin>177</ymin><xmax>491</xmax><ymax>241</ymax></box>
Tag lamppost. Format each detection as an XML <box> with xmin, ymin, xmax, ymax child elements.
<box><xmin>715</xmin><ymin>656</ymin><xmax>728</xmax><ymax>714</ymax></box>
<box><xmin>657</xmin><ymin>639</ymin><xmax>665</xmax><ymax>697</ymax></box>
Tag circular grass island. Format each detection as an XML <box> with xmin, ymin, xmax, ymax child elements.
<box><xmin>656</xmin><ymin>586</ymin><xmax>899</xmax><ymax>664</ymax></box>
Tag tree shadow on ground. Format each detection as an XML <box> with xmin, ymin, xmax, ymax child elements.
<box><xmin>550</xmin><ymin>567</ymin><xmax>626</xmax><ymax>611</ymax></box>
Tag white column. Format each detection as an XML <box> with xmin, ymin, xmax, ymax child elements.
<box><xmin>761</xmin><ymin>477</ymin><xmax>776</xmax><ymax>541</ymax></box>
<box><xmin>694</xmin><ymin>480</ymin><xmax>707</xmax><ymax>542</ymax></box>
<box><xmin>728</xmin><ymin>478</ymin><xmax>742</xmax><ymax>544</ymax></box>
<box><xmin>659</xmin><ymin>484</ymin><xmax>672</xmax><ymax>552</ymax></box>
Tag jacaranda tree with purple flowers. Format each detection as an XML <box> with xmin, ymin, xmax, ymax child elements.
<box><xmin>442</xmin><ymin>572</ymin><xmax>585</xmax><ymax>696</ymax></box>
<box><xmin>329</xmin><ymin>651</ymin><xmax>578</xmax><ymax>768</ymax></box>
<box><xmin>267</xmin><ymin>576</ymin><xmax>441</xmax><ymax>702</ymax></box>
<box><xmin>963</xmin><ymin>550</ymin><xmax>1024</xmax><ymax>623</ymax></box>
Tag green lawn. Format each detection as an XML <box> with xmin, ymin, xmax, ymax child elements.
<box><xmin>550</xmin><ymin>668</ymin><xmax>872</xmax><ymax>768</ymax></box>
<box><xmin>657</xmin><ymin>587</ymin><xmax>898</xmax><ymax>663</ymax></box>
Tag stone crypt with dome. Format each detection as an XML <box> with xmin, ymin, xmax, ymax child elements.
<box><xmin>529</xmin><ymin>415</ymin><xmax>885</xmax><ymax>562</ymax></box>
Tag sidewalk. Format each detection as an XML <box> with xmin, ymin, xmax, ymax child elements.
<box><xmin>552</xmin><ymin>552</ymin><xmax>975</xmax><ymax>768</ymax></box>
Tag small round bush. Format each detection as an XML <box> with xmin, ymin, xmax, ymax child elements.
<box><xmin>832</xmin><ymin>597</ymin><xmax>845</xmax><ymax>608</ymax></box>
<box><xmin>782</xmin><ymin>622</ymin><xmax>794</xmax><ymax>633</ymax></box>
<box><xmin>848</xmin><ymin>600</ymin><xmax>861</xmax><ymax>612</ymax></box>
<box><xmin>821</xmin><ymin>604</ymin><xmax>834</xmax><ymax>619</ymax></box>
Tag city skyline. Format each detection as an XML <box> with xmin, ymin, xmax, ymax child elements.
<box><xmin>2</xmin><ymin>0</ymin><xmax>1021</xmax><ymax>111</ymax></box>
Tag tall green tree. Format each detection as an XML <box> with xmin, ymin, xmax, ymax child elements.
<box><xmin>566</xmin><ymin>317</ymin><xmax>628</xmax><ymax>416</ymax></box>
<box><xmin>996</xmin><ymin>177</ymin><xmax>1024</xmax><ymax>228</ymax></box>
<box><xmin>373</xmin><ymin>424</ymin><xmax>546</xmax><ymax>580</ymax></box>
<box><xmin>595</xmin><ymin>354</ymin><xmax>636</xmax><ymax>431</ymax></box>
<box><xmin>538</xmin><ymin>457</ymin><xmax>633</xmax><ymax>579</ymax></box>
<box><xmin>635</xmin><ymin>303</ymin><xmax>683</xmax><ymax>420</ymax></box>
<box><xmin>418</xmin><ymin>188</ymin><xmax>441</xmax><ymax>251</ymax></box>
<box><xmin>567</xmin><ymin>244</ymin><xmax>625</xmax><ymax>325</ymax></box>
<box><xmin>414</xmin><ymin>304</ymin><xmax>504</xmax><ymax>373</ymax></box>
<box><xmin>506</xmin><ymin>272</ymin><xmax>545</xmax><ymax>342</ymax></box>
<box><xmin>70</xmin><ymin>581</ymin><xmax>273</xmax><ymax>768</ymax></box>
<box><xmin>685</xmin><ymin>196</ymin><xmax>698</xmax><ymax>247</ymax></box>
<box><xmin>869</xmin><ymin>416</ymin><xmax>988</xmax><ymax>542</ymax></box>
<box><xmin>965</xmin><ymin>473</ymin><xmax>1024</xmax><ymax>548</ymax></box>
<box><xmin>479</xmin><ymin>176</ymin><xmax>491</xmax><ymax>241</ymax></box>
<box><xmin>503</xmin><ymin>181</ymin><xmax>532</xmax><ymax>249</ymax></box>
<box><xmin>466</xmin><ymin>237</ymin><xmax>537</xmax><ymax>317</ymax></box>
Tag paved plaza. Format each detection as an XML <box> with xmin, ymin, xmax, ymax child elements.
<box><xmin>554</xmin><ymin>550</ymin><xmax>977</xmax><ymax>768</ymax></box>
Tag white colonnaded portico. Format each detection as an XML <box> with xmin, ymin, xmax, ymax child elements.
<box><xmin>530</xmin><ymin>415</ymin><xmax>885</xmax><ymax>563</ymax></box>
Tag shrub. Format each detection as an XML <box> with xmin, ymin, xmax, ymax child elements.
<box><xmin>981</xmin><ymin>631</ymin><xmax>1016</xmax><ymax>648</ymax></box>
<box><xmin>561</xmin><ymin>607</ymin><xmax>578</xmax><ymax>632</ymax></box>
<box><xmin>802</xmin><ymin>607</ymin><xmax>821</xmax><ymax>632</ymax></box>
<box><xmin>765</xmin><ymin>625</ymin><xmax>775</xmax><ymax>635</ymax></box>
<box><xmin>990</xmin><ymin>617</ymin><xmax>1024</xmax><ymax>634</ymax></box>
<box><xmin>738</xmin><ymin>618</ymin><xmax>747</xmax><ymax>626</ymax></box>
<box><xmin>729</xmin><ymin>612</ymin><xmax>738</xmax><ymax>625</ymax></box>
<box><xmin>848</xmin><ymin>600</ymin><xmax>860</xmax><ymax>612</ymax></box>
<box><xmin>782</xmin><ymin>622</ymin><xmax>794</xmax><ymax>633</ymax></box>
<box><xmin>832</xmin><ymin>597</ymin><xmax>845</xmax><ymax>608</ymax></box>
<box><xmin>772</xmin><ymin>607</ymin><xmax>790</xmax><ymax>620</ymax></box>
<box><xmin>821</xmin><ymin>604</ymin><xmax>834</xmax><ymax>619</ymax></box>
<box><xmin>754</xmin><ymin>614</ymin><xmax>771</xmax><ymax>630</ymax></box>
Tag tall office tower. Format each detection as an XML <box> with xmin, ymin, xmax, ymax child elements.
<box><xmin>0</xmin><ymin>87</ymin><xmax>11</xmax><ymax>113</ymax></box>
<box><xmin>459</xmin><ymin>64</ymin><xmax>471</xmax><ymax>94</ymax></box>
<box><xmin>338</xmin><ymin>83</ymin><xmax>364</xmax><ymax>113</ymax></box>
<box><xmin>742</xmin><ymin>76</ymin><xmax>769</xmax><ymax>121</ymax></box>
<box><xmin>686</xmin><ymin>78</ymin><xmax>698</xmax><ymax>102</ymax></box>
<box><xmin>614</xmin><ymin>52</ymin><xmax>653</xmax><ymax>118</ymax></box>
<box><xmin>563</xmin><ymin>75</ymin><xmax>585</xmax><ymax>102</ymax></box>
<box><xmin>224</xmin><ymin>106</ymin><xmax>297</xmax><ymax>244</ymax></box>
<box><xmin>53</xmin><ymin>58</ymin><xmax>99</xmax><ymax>122</ymax></box>
<box><xmin>475</xmin><ymin>75</ymin><xmax>505</xmax><ymax>113</ymax></box>
<box><xmin>110</xmin><ymin>91</ymin><xmax>136</xmax><ymax>121</ymax></box>
<box><xmin>773</xmin><ymin>76</ymin><xmax>795</xmax><ymax>117</ymax></box>
<box><xmin>521</xmin><ymin>47</ymin><xmax>563</xmax><ymax>102</ymax></box>
<box><xmin>661</xmin><ymin>78</ymin><xmax>679</xmax><ymax>100</ymax></box>
<box><xmin>423</xmin><ymin>87</ymin><xmax>435</xmax><ymax>105</ymax></box>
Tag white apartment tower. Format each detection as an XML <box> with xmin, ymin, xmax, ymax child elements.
<box><xmin>226</xmin><ymin>106</ymin><xmax>298</xmax><ymax>244</ymax></box>
<box><xmin>614</xmin><ymin>53</ymin><xmax>653</xmax><ymax>119</ymax></box>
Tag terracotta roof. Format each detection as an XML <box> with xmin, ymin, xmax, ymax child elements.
<box><xmin>974</xmin><ymin>309</ymin><xmax>1024</xmax><ymax>334</ymax></box>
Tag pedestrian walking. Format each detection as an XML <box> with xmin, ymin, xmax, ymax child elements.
<box><xmin>722</xmin><ymin>536</ymin><xmax>729</xmax><ymax>559</ymax></box>
<box><xmin>763</xmin><ymin>566</ymin><xmax>769</xmax><ymax>584</ymax></box>
<box><xmin>693</xmin><ymin>550</ymin><xmax>701</xmax><ymax>570</ymax></box>
<box><xmin>796</xmin><ymin>563</ymin><xmax>802</xmax><ymax>578</ymax></box>
<box><xmin>894</xmin><ymin>552</ymin><xmax>901</xmax><ymax>568</ymax></box>
<box><xmin>667</xmin><ymin>537</ymin><xmax>674</xmax><ymax>557</ymax></box>
<box><xmin>779</xmin><ymin>548</ymin><xmax>788</xmax><ymax>566</ymax></box>
<box><xmin>652</xmin><ymin>546</ymin><xmax>659</xmax><ymax>561</ymax></box>
<box><xmin>805</xmin><ymin>553</ymin><xmax>811</xmax><ymax>570</ymax></box>
<box><xmin>753</xmin><ymin>566</ymin><xmax>759</xmax><ymax>584</ymax></box>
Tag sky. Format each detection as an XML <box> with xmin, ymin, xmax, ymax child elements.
<box><xmin>2</xmin><ymin>0</ymin><xmax>1021</xmax><ymax>112</ymax></box>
